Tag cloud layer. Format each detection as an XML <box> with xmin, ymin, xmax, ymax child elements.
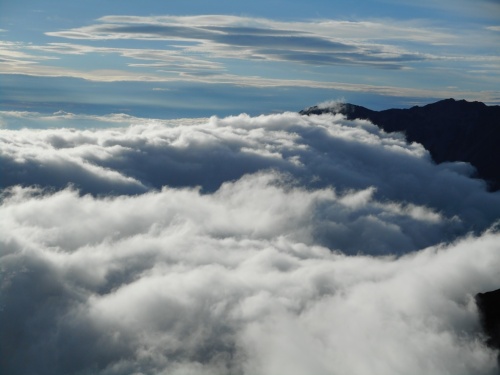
<box><xmin>1</xmin><ymin>111</ymin><xmax>500</xmax><ymax>374</ymax></box>
<box><xmin>2</xmin><ymin>112</ymin><xmax>499</xmax><ymax>251</ymax></box>
<box><xmin>1</xmin><ymin>177</ymin><xmax>499</xmax><ymax>375</ymax></box>
<box><xmin>2</xmin><ymin>13</ymin><xmax>499</xmax><ymax>105</ymax></box>
<box><xmin>45</xmin><ymin>15</ymin><xmax>430</xmax><ymax>70</ymax></box>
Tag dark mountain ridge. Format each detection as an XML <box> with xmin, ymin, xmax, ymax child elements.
<box><xmin>476</xmin><ymin>289</ymin><xmax>500</xmax><ymax>351</ymax></box>
<box><xmin>300</xmin><ymin>99</ymin><xmax>500</xmax><ymax>191</ymax></box>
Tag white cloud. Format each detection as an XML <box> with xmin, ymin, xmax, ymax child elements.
<box><xmin>315</xmin><ymin>98</ymin><xmax>346</xmax><ymax>110</ymax></box>
<box><xmin>2</xmin><ymin>111</ymin><xmax>500</xmax><ymax>374</ymax></box>
<box><xmin>1</xmin><ymin>111</ymin><xmax>499</xmax><ymax>251</ymax></box>
<box><xmin>1</xmin><ymin>179</ymin><xmax>499</xmax><ymax>374</ymax></box>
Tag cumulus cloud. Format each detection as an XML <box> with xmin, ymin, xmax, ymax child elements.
<box><xmin>1</xmin><ymin>111</ymin><xmax>500</xmax><ymax>374</ymax></box>
<box><xmin>1</xmin><ymin>179</ymin><xmax>499</xmax><ymax>374</ymax></box>
<box><xmin>1</xmin><ymin>111</ymin><xmax>499</xmax><ymax>246</ymax></box>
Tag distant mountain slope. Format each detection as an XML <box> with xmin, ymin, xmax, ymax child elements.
<box><xmin>300</xmin><ymin>99</ymin><xmax>500</xmax><ymax>191</ymax></box>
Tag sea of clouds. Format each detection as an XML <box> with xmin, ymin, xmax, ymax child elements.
<box><xmin>1</xmin><ymin>111</ymin><xmax>500</xmax><ymax>374</ymax></box>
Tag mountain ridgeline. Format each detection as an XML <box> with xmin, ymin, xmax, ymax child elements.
<box><xmin>300</xmin><ymin>99</ymin><xmax>500</xmax><ymax>191</ymax></box>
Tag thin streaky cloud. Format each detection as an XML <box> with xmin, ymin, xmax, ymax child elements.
<box><xmin>0</xmin><ymin>3</ymin><xmax>498</xmax><ymax>112</ymax></box>
<box><xmin>0</xmin><ymin>59</ymin><xmax>497</xmax><ymax>103</ymax></box>
<box><xmin>43</xmin><ymin>16</ymin><xmax>460</xmax><ymax>71</ymax></box>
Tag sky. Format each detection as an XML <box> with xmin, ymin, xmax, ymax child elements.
<box><xmin>2</xmin><ymin>2</ymin><xmax>500</xmax><ymax>374</ymax></box>
<box><xmin>1</xmin><ymin>0</ymin><xmax>499</xmax><ymax>118</ymax></box>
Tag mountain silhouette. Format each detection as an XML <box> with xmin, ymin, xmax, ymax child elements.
<box><xmin>476</xmin><ymin>289</ymin><xmax>500</xmax><ymax>351</ymax></box>
<box><xmin>300</xmin><ymin>99</ymin><xmax>500</xmax><ymax>191</ymax></box>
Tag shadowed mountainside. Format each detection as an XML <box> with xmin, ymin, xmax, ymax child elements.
<box><xmin>300</xmin><ymin>99</ymin><xmax>500</xmax><ymax>191</ymax></box>
<box><xmin>476</xmin><ymin>289</ymin><xmax>500</xmax><ymax>350</ymax></box>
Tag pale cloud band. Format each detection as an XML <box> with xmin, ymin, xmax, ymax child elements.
<box><xmin>1</xmin><ymin>15</ymin><xmax>498</xmax><ymax>103</ymax></box>
<box><xmin>43</xmin><ymin>15</ymin><xmax>447</xmax><ymax>69</ymax></box>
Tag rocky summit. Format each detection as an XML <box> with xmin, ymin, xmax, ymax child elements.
<box><xmin>301</xmin><ymin>99</ymin><xmax>500</xmax><ymax>191</ymax></box>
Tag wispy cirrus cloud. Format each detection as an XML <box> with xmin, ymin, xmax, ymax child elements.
<box><xmin>43</xmin><ymin>15</ymin><xmax>499</xmax><ymax>84</ymax></box>
<box><xmin>0</xmin><ymin>64</ymin><xmax>497</xmax><ymax>106</ymax></box>
<box><xmin>0</xmin><ymin>41</ymin><xmax>59</xmax><ymax>65</ymax></box>
<box><xmin>1</xmin><ymin>14</ymin><xmax>498</xmax><ymax>106</ymax></box>
<box><xmin>382</xmin><ymin>0</ymin><xmax>500</xmax><ymax>20</ymax></box>
<box><xmin>28</xmin><ymin>42</ymin><xmax>224</xmax><ymax>72</ymax></box>
<box><xmin>45</xmin><ymin>15</ymin><xmax>439</xmax><ymax>70</ymax></box>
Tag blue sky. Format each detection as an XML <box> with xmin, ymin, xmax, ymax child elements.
<box><xmin>1</xmin><ymin>0</ymin><xmax>499</xmax><ymax>118</ymax></box>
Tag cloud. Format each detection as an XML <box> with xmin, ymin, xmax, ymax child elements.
<box><xmin>2</xmin><ymin>111</ymin><xmax>500</xmax><ymax>374</ymax></box>
<box><xmin>1</xmin><ymin>178</ymin><xmax>499</xmax><ymax>374</ymax></box>
<box><xmin>52</xmin><ymin>15</ymin><xmax>459</xmax><ymax>45</ymax></box>
<box><xmin>2</xmin><ymin>10</ymin><xmax>499</xmax><ymax>102</ymax></box>
<box><xmin>1</xmin><ymin>111</ymin><xmax>500</xmax><ymax>252</ymax></box>
<box><xmin>0</xmin><ymin>41</ymin><xmax>59</xmax><ymax>66</ymax></box>
<box><xmin>28</xmin><ymin>43</ymin><xmax>224</xmax><ymax>73</ymax></box>
<box><xmin>384</xmin><ymin>0</ymin><xmax>500</xmax><ymax>20</ymax></box>
<box><xmin>315</xmin><ymin>98</ymin><xmax>346</xmax><ymax>110</ymax></box>
<box><xmin>0</xmin><ymin>110</ymin><xmax>147</xmax><ymax>128</ymax></box>
<box><xmin>44</xmin><ymin>16</ymin><xmax>434</xmax><ymax>70</ymax></box>
<box><xmin>1</xmin><ymin>66</ymin><xmax>498</xmax><ymax>106</ymax></box>
<box><xmin>1</xmin><ymin>14</ymin><xmax>498</xmax><ymax>105</ymax></box>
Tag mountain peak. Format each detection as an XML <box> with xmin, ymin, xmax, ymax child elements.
<box><xmin>301</xmin><ymin>99</ymin><xmax>500</xmax><ymax>191</ymax></box>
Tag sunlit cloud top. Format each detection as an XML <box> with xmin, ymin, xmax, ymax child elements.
<box><xmin>2</xmin><ymin>110</ymin><xmax>500</xmax><ymax>374</ymax></box>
